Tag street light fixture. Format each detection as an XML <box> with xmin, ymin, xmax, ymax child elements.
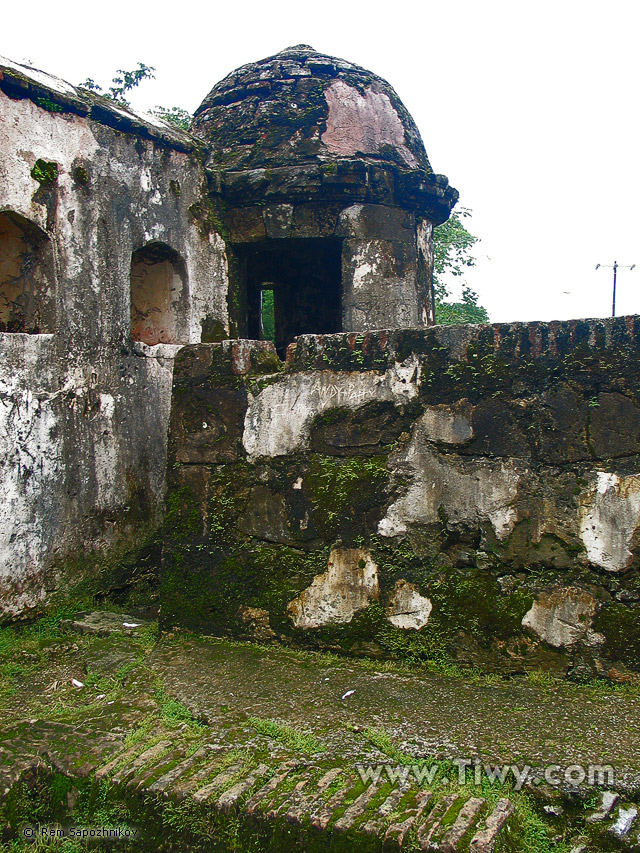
<box><xmin>595</xmin><ymin>261</ymin><xmax>636</xmax><ymax>317</ymax></box>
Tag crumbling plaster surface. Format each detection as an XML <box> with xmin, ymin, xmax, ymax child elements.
<box><xmin>338</xmin><ymin>204</ymin><xmax>425</xmax><ymax>331</ymax></box>
<box><xmin>287</xmin><ymin>548</ymin><xmax>379</xmax><ymax>629</ymax></box>
<box><xmin>0</xmin><ymin>84</ymin><xmax>228</xmax><ymax>617</ymax></box>
<box><xmin>322</xmin><ymin>80</ymin><xmax>419</xmax><ymax>167</ymax></box>
<box><xmin>385</xmin><ymin>579</ymin><xmax>433</xmax><ymax>630</ymax></box>
<box><xmin>243</xmin><ymin>355</ymin><xmax>421</xmax><ymax>458</ymax></box>
<box><xmin>579</xmin><ymin>472</ymin><xmax>640</xmax><ymax>573</ymax></box>
<box><xmin>379</xmin><ymin>440</ymin><xmax>521</xmax><ymax>541</ymax></box>
<box><xmin>522</xmin><ymin>588</ymin><xmax>601</xmax><ymax>648</ymax></box>
<box><xmin>0</xmin><ymin>336</ymin><xmax>60</xmax><ymax>614</ymax></box>
<box><xmin>164</xmin><ymin>323</ymin><xmax>640</xmax><ymax>671</ymax></box>
<box><xmin>341</xmin><ymin>238</ymin><xmax>421</xmax><ymax>329</ymax></box>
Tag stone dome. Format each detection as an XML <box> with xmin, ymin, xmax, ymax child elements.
<box><xmin>193</xmin><ymin>45</ymin><xmax>429</xmax><ymax>171</ymax></box>
<box><xmin>192</xmin><ymin>46</ymin><xmax>457</xmax><ymax>221</ymax></box>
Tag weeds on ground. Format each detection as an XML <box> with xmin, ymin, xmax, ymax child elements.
<box><xmin>248</xmin><ymin>716</ymin><xmax>323</xmax><ymax>754</ymax></box>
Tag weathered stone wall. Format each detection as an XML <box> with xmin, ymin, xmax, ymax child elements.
<box><xmin>225</xmin><ymin>201</ymin><xmax>431</xmax><ymax>339</ymax></box>
<box><xmin>0</xmin><ymin>59</ymin><xmax>229</xmax><ymax>618</ymax></box>
<box><xmin>163</xmin><ymin>319</ymin><xmax>640</xmax><ymax>677</ymax></box>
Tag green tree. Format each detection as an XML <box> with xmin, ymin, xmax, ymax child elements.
<box><xmin>79</xmin><ymin>63</ymin><xmax>156</xmax><ymax>106</ymax></box>
<box><xmin>79</xmin><ymin>63</ymin><xmax>192</xmax><ymax>130</ymax></box>
<box><xmin>260</xmin><ymin>289</ymin><xmax>275</xmax><ymax>342</ymax></box>
<box><xmin>433</xmin><ymin>207</ymin><xmax>489</xmax><ymax>325</ymax></box>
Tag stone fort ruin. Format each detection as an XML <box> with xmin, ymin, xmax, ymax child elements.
<box><xmin>1</xmin><ymin>46</ymin><xmax>639</xmax><ymax>679</ymax></box>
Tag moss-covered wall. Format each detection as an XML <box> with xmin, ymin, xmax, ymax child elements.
<box><xmin>162</xmin><ymin>310</ymin><xmax>640</xmax><ymax>679</ymax></box>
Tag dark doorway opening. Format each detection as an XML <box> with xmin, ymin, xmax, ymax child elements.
<box><xmin>235</xmin><ymin>238</ymin><xmax>342</xmax><ymax>357</ymax></box>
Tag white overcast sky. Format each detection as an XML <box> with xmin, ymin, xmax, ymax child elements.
<box><xmin>4</xmin><ymin>0</ymin><xmax>639</xmax><ymax>323</ymax></box>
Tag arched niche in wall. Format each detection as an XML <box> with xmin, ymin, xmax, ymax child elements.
<box><xmin>130</xmin><ymin>242</ymin><xmax>189</xmax><ymax>345</ymax></box>
<box><xmin>0</xmin><ymin>211</ymin><xmax>56</xmax><ymax>334</ymax></box>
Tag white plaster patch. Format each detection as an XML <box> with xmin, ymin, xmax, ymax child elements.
<box><xmin>322</xmin><ymin>80</ymin><xmax>418</xmax><ymax>167</ymax></box>
<box><xmin>0</xmin><ymin>90</ymin><xmax>99</xmax><ymax>219</ymax></box>
<box><xmin>140</xmin><ymin>167</ymin><xmax>153</xmax><ymax>192</ymax></box>
<box><xmin>0</xmin><ymin>337</ymin><xmax>61</xmax><ymax>614</ymax></box>
<box><xmin>99</xmin><ymin>393</ymin><xmax>115</xmax><ymax>419</ymax></box>
<box><xmin>287</xmin><ymin>548</ymin><xmax>379</xmax><ymax>629</ymax></box>
<box><xmin>243</xmin><ymin>356</ymin><xmax>421</xmax><ymax>458</ymax></box>
<box><xmin>522</xmin><ymin>588</ymin><xmax>597</xmax><ymax>647</ymax></box>
<box><xmin>378</xmin><ymin>429</ymin><xmax>519</xmax><ymax>540</ymax></box>
<box><xmin>143</xmin><ymin>224</ymin><xmax>167</xmax><ymax>243</ymax></box>
<box><xmin>387</xmin><ymin>355</ymin><xmax>421</xmax><ymax>400</ymax></box>
<box><xmin>385</xmin><ymin>579</ymin><xmax>432</xmax><ymax>630</ymax></box>
<box><xmin>138</xmin><ymin>110</ymin><xmax>173</xmax><ymax>130</ymax></box>
<box><xmin>578</xmin><ymin>472</ymin><xmax>640</xmax><ymax>572</ymax></box>
<box><xmin>418</xmin><ymin>400</ymin><xmax>473</xmax><ymax>444</ymax></box>
<box><xmin>352</xmin><ymin>260</ymin><xmax>375</xmax><ymax>291</ymax></box>
<box><xmin>0</xmin><ymin>56</ymin><xmax>77</xmax><ymax>96</ymax></box>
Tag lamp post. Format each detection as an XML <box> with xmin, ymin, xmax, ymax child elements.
<box><xmin>596</xmin><ymin>261</ymin><xmax>636</xmax><ymax>317</ymax></box>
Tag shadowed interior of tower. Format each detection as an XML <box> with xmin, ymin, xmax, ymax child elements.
<box><xmin>236</xmin><ymin>237</ymin><xmax>343</xmax><ymax>357</ymax></box>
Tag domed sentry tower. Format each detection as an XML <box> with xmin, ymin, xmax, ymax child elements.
<box><xmin>192</xmin><ymin>45</ymin><xmax>458</xmax><ymax>355</ymax></box>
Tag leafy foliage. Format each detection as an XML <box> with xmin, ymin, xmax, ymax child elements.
<box><xmin>149</xmin><ymin>106</ymin><xmax>192</xmax><ymax>131</ymax></box>
<box><xmin>79</xmin><ymin>63</ymin><xmax>156</xmax><ymax>106</ymax></box>
<box><xmin>435</xmin><ymin>286</ymin><xmax>489</xmax><ymax>324</ymax></box>
<box><xmin>433</xmin><ymin>207</ymin><xmax>489</xmax><ymax>325</ymax></box>
<box><xmin>260</xmin><ymin>289</ymin><xmax>275</xmax><ymax>342</ymax></box>
<box><xmin>79</xmin><ymin>63</ymin><xmax>192</xmax><ymax>130</ymax></box>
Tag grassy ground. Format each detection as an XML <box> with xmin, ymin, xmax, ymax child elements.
<box><xmin>0</xmin><ymin>610</ymin><xmax>639</xmax><ymax>852</ymax></box>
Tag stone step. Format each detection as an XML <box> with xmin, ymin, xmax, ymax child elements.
<box><xmin>0</xmin><ymin>757</ymin><xmax>47</xmax><ymax>800</ymax></box>
<box><xmin>244</xmin><ymin>761</ymin><xmax>298</xmax><ymax>816</ymax></box>
<box><xmin>147</xmin><ymin>746</ymin><xmax>210</xmax><ymax>794</ymax></box>
<box><xmin>609</xmin><ymin>805</ymin><xmax>638</xmax><ymax>839</ymax></box>
<box><xmin>285</xmin><ymin>767</ymin><xmax>343</xmax><ymax>825</ymax></box>
<box><xmin>192</xmin><ymin>762</ymin><xmax>246</xmax><ymax>804</ymax></box>
<box><xmin>361</xmin><ymin>783</ymin><xmax>410</xmax><ymax>836</ymax></box>
<box><xmin>310</xmin><ymin>780</ymin><xmax>352</xmax><ymax>831</ymax></box>
<box><xmin>586</xmin><ymin>790</ymin><xmax>619</xmax><ymax>823</ymax></box>
<box><xmin>169</xmin><ymin>747</ymin><xmax>226</xmax><ymax>800</ymax></box>
<box><xmin>417</xmin><ymin>794</ymin><xmax>459</xmax><ymax>850</ymax></box>
<box><xmin>111</xmin><ymin>740</ymin><xmax>172</xmax><ymax>785</ymax></box>
<box><xmin>437</xmin><ymin>797</ymin><xmax>486</xmax><ymax>852</ymax></box>
<box><xmin>127</xmin><ymin>747</ymin><xmax>186</xmax><ymax>791</ymax></box>
<box><xmin>217</xmin><ymin>763</ymin><xmax>270</xmax><ymax>813</ymax></box>
<box><xmin>385</xmin><ymin>790</ymin><xmax>433</xmax><ymax>849</ymax></box>
<box><xmin>468</xmin><ymin>799</ymin><xmax>515</xmax><ymax>853</ymax></box>
<box><xmin>95</xmin><ymin>743</ymin><xmax>145</xmax><ymax>782</ymax></box>
<box><xmin>333</xmin><ymin>779</ymin><xmax>384</xmax><ymax>832</ymax></box>
<box><xmin>265</xmin><ymin>769</ymin><xmax>314</xmax><ymax>819</ymax></box>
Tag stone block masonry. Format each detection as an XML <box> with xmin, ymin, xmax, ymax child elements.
<box><xmin>163</xmin><ymin>317</ymin><xmax>640</xmax><ymax>676</ymax></box>
<box><xmin>0</xmin><ymin>57</ymin><xmax>229</xmax><ymax>618</ymax></box>
<box><xmin>1</xmin><ymin>44</ymin><xmax>459</xmax><ymax>620</ymax></box>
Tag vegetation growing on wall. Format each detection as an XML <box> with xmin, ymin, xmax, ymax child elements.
<box><xmin>433</xmin><ymin>207</ymin><xmax>489</xmax><ymax>325</ymax></box>
<box><xmin>79</xmin><ymin>63</ymin><xmax>192</xmax><ymax>130</ymax></box>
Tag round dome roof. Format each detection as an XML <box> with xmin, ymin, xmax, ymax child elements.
<box><xmin>192</xmin><ymin>45</ymin><xmax>431</xmax><ymax>173</ymax></box>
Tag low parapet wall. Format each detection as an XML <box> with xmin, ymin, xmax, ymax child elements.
<box><xmin>162</xmin><ymin>318</ymin><xmax>640</xmax><ymax>677</ymax></box>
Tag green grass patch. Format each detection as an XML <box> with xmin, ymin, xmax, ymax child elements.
<box><xmin>248</xmin><ymin>716</ymin><xmax>323</xmax><ymax>754</ymax></box>
<box><xmin>153</xmin><ymin>684</ymin><xmax>207</xmax><ymax>734</ymax></box>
